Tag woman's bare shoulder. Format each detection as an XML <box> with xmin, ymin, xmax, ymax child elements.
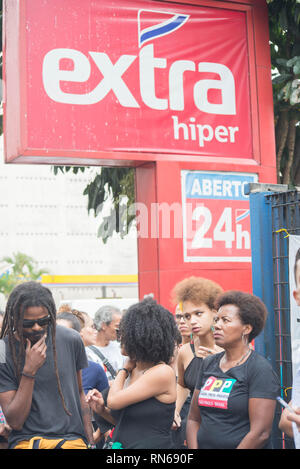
<box><xmin>177</xmin><ymin>342</ymin><xmax>194</xmax><ymax>363</ymax></box>
<box><xmin>145</xmin><ymin>362</ymin><xmax>175</xmax><ymax>379</ymax></box>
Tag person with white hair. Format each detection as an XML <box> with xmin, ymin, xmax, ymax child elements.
<box><xmin>86</xmin><ymin>305</ymin><xmax>124</xmax><ymax>381</ymax></box>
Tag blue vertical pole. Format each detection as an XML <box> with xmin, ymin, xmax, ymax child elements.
<box><xmin>245</xmin><ymin>183</ymin><xmax>289</xmax><ymax>449</ymax></box>
<box><xmin>245</xmin><ymin>185</ymin><xmax>277</xmax><ymax>367</ymax></box>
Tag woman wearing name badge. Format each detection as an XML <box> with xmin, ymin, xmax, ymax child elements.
<box><xmin>171</xmin><ymin>277</ymin><xmax>223</xmax><ymax>444</ymax></box>
<box><xmin>186</xmin><ymin>290</ymin><xmax>280</xmax><ymax>449</ymax></box>
<box><xmin>86</xmin><ymin>298</ymin><xmax>178</xmax><ymax>449</ymax></box>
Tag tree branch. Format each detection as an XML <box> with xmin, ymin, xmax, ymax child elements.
<box><xmin>282</xmin><ymin>116</ymin><xmax>298</xmax><ymax>185</ymax></box>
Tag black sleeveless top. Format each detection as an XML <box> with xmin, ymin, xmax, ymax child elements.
<box><xmin>111</xmin><ymin>397</ymin><xmax>175</xmax><ymax>449</ymax></box>
<box><xmin>183</xmin><ymin>343</ymin><xmax>203</xmax><ymax>392</ymax></box>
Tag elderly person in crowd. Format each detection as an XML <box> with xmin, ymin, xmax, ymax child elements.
<box><xmin>86</xmin><ymin>305</ymin><xmax>124</xmax><ymax>381</ymax></box>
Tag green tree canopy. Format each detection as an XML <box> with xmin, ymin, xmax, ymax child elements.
<box><xmin>268</xmin><ymin>0</ymin><xmax>300</xmax><ymax>184</ymax></box>
<box><xmin>0</xmin><ymin>252</ymin><xmax>49</xmax><ymax>297</ymax></box>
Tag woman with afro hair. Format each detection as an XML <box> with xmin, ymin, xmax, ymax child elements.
<box><xmin>172</xmin><ymin>277</ymin><xmax>223</xmax><ymax>426</ymax></box>
<box><xmin>171</xmin><ymin>276</ymin><xmax>224</xmax><ymax>446</ymax></box>
<box><xmin>86</xmin><ymin>298</ymin><xmax>178</xmax><ymax>449</ymax></box>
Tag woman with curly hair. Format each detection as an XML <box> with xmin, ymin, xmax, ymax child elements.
<box><xmin>171</xmin><ymin>276</ymin><xmax>223</xmax><ymax>444</ymax></box>
<box><xmin>186</xmin><ymin>290</ymin><xmax>280</xmax><ymax>449</ymax></box>
<box><xmin>86</xmin><ymin>298</ymin><xmax>178</xmax><ymax>449</ymax></box>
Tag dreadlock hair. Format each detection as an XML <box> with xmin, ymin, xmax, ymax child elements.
<box><xmin>119</xmin><ymin>298</ymin><xmax>178</xmax><ymax>365</ymax></box>
<box><xmin>0</xmin><ymin>281</ymin><xmax>71</xmax><ymax>416</ymax></box>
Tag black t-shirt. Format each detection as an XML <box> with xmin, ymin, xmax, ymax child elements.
<box><xmin>195</xmin><ymin>350</ymin><xmax>280</xmax><ymax>449</ymax></box>
<box><xmin>0</xmin><ymin>325</ymin><xmax>88</xmax><ymax>448</ymax></box>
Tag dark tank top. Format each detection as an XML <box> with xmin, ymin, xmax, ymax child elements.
<box><xmin>111</xmin><ymin>397</ymin><xmax>175</xmax><ymax>449</ymax></box>
<box><xmin>183</xmin><ymin>343</ymin><xmax>203</xmax><ymax>392</ymax></box>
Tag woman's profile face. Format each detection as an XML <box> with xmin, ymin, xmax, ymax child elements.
<box><xmin>80</xmin><ymin>315</ymin><xmax>97</xmax><ymax>346</ymax></box>
<box><xmin>175</xmin><ymin>304</ymin><xmax>192</xmax><ymax>338</ymax></box>
<box><xmin>213</xmin><ymin>304</ymin><xmax>247</xmax><ymax>348</ymax></box>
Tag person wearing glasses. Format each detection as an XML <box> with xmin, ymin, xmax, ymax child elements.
<box><xmin>171</xmin><ymin>304</ymin><xmax>192</xmax><ymax>448</ymax></box>
<box><xmin>174</xmin><ymin>304</ymin><xmax>192</xmax><ymax>346</ymax></box>
<box><xmin>56</xmin><ymin>309</ymin><xmax>110</xmax><ymax>448</ymax></box>
<box><xmin>0</xmin><ymin>281</ymin><xmax>95</xmax><ymax>449</ymax></box>
<box><xmin>56</xmin><ymin>310</ymin><xmax>109</xmax><ymax>395</ymax></box>
<box><xmin>171</xmin><ymin>277</ymin><xmax>224</xmax><ymax>441</ymax></box>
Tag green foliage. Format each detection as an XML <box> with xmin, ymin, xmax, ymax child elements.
<box><xmin>268</xmin><ymin>0</ymin><xmax>300</xmax><ymax>184</ymax></box>
<box><xmin>83</xmin><ymin>167</ymin><xmax>136</xmax><ymax>243</ymax></box>
<box><xmin>0</xmin><ymin>252</ymin><xmax>49</xmax><ymax>297</ymax></box>
<box><xmin>53</xmin><ymin>166</ymin><xmax>136</xmax><ymax>243</ymax></box>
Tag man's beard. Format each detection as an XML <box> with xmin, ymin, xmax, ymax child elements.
<box><xmin>23</xmin><ymin>329</ymin><xmax>47</xmax><ymax>345</ymax></box>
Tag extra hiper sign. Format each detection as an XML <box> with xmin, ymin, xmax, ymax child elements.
<box><xmin>182</xmin><ymin>171</ymin><xmax>258</xmax><ymax>263</ymax></box>
<box><xmin>15</xmin><ymin>0</ymin><xmax>253</xmax><ymax>160</ymax></box>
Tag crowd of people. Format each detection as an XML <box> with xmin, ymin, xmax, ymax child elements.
<box><xmin>0</xmin><ymin>277</ymin><xmax>298</xmax><ymax>450</ymax></box>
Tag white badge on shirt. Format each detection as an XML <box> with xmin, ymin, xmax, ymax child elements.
<box><xmin>198</xmin><ymin>376</ymin><xmax>236</xmax><ymax>409</ymax></box>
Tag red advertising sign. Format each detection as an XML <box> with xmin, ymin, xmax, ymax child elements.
<box><xmin>7</xmin><ymin>0</ymin><xmax>253</xmax><ymax>162</ymax></box>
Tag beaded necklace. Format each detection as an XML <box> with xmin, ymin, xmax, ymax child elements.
<box><xmin>221</xmin><ymin>347</ymin><xmax>252</xmax><ymax>368</ymax></box>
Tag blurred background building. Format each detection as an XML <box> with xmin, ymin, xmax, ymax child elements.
<box><xmin>0</xmin><ymin>137</ymin><xmax>138</xmax><ymax>311</ymax></box>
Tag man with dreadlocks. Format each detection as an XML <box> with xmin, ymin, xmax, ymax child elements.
<box><xmin>0</xmin><ymin>281</ymin><xmax>95</xmax><ymax>449</ymax></box>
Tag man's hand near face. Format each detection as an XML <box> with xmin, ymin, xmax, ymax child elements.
<box><xmin>23</xmin><ymin>334</ymin><xmax>47</xmax><ymax>377</ymax></box>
